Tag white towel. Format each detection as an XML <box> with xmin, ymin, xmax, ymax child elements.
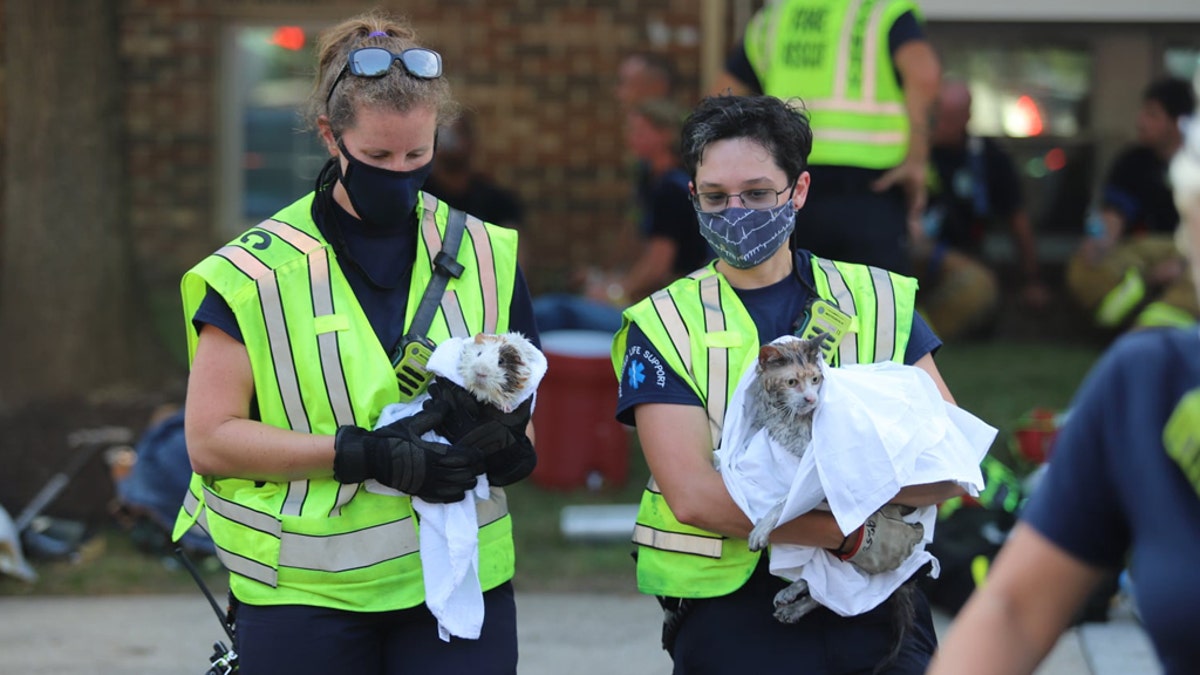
<box><xmin>717</xmin><ymin>360</ymin><xmax>995</xmax><ymax>616</ymax></box>
<box><xmin>374</xmin><ymin>335</ymin><xmax>546</xmax><ymax>641</ymax></box>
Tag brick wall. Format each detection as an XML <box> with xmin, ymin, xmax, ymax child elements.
<box><xmin>114</xmin><ymin>0</ymin><xmax>708</xmax><ymax>296</ymax></box>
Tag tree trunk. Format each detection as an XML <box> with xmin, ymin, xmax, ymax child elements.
<box><xmin>0</xmin><ymin>0</ymin><xmax>169</xmax><ymax>409</ymax></box>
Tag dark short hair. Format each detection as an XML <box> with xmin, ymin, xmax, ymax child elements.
<box><xmin>1144</xmin><ymin>77</ymin><xmax>1196</xmax><ymax>120</ymax></box>
<box><xmin>680</xmin><ymin>95</ymin><xmax>814</xmax><ymax>185</ymax></box>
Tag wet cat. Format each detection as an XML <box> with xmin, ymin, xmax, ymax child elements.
<box><xmin>743</xmin><ymin>333</ymin><xmax>830</xmax><ymax>623</ymax></box>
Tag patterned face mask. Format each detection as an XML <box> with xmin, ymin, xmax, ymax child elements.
<box><xmin>695</xmin><ymin>201</ymin><xmax>797</xmax><ymax>269</ymax></box>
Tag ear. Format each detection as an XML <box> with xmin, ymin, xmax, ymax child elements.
<box><xmin>316</xmin><ymin>115</ymin><xmax>339</xmax><ymax>157</ymax></box>
<box><xmin>473</xmin><ymin>333</ymin><xmax>487</xmax><ymax>345</ymax></box>
<box><xmin>758</xmin><ymin>344</ymin><xmax>783</xmax><ymax>368</ymax></box>
<box><xmin>790</xmin><ymin>171</ymin><xmax>811</xmax><ymax>211</ymax></box>
<box><xmin>802</xmin><ymin>332</ymin><xmax>829</xmax><ymax>360</ymax></box>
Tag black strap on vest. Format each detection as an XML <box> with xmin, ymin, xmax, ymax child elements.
<box><xmin>394</xmin><ymin>206</ymin><xmax>468</xmax><ymax>353</ymax></box>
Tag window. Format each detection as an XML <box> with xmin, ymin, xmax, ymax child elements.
<box><xmin>219</xmin><ymin>25</ymin><xmax>328</xmax><ymax>237</ymax></box>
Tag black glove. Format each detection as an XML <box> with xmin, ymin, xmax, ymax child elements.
<box><xmin>426</xmin><ymin>379</ymin><xmax>536</xmax><ymax>486</ymax></box>
<box><xmin>332</xmin><ymin>409</ymin><xmax>485</xmax><ymax>503</ymax></box>
<box><xmin>460</xmin><ymin>420</ymin><xmax>537</xmax><ymax>487</ymax></box>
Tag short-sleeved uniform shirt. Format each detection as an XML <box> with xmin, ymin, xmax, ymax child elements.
<box><xmin>1022</xmin><ymin>326</ymin><xmax>1200</xmax><ymax>673</ymax></box>
<box><xmin>615</xmin><ymin>251</ymin><xmax>942</xmax><ymax>425</ymax></box>
<box><xmin>927</xmin><ymin>137</ymin><xmax>1023</xmax><ymax>255</ymax></box>
<box><xmin>1101</xmin><ymin>145</ymin><xmax>1181</xmax><ymax>236</ymax></box>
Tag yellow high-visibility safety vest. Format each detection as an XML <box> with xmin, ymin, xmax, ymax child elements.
<box><xmin>612</xmin><ymin>255</ymin><xmax>916</xmax><ymax>599</ymax></box>
<box><xmin>172</xmin><ymin>191</ymin><xmax>519</xmax><ymax>612</ymax></box>
<box><xmin>745</xmin><ymin>0</ymin><xmax>920</xmax><ymax>169</ymax></box>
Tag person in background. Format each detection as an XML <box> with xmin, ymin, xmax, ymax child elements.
<box><xmin>613</xmin><ymin>94</ymin><xmax>963</xmax><ymax>674</ymax></box>
<box><xmin>927</xmin><ymin>113</ymin><xmax>1200</xmax><ymax>675</ymax></box>
<box><xmin>615</xmin><ymin>51</ymin><xmax>677</xmax><ymax>111</ymax></box>
<box><xmin>1066</xmin><ymin>77</ymin><xmax>1198</xmax><ymax>331</ymax></box>
<box><xmin>712</xmin><ymin>0</ymin><xmax>941</xmax><ymax>275</ymax></box>
<box><xmin>173</xmin><ymin>11</ymin><xmax>538</xmax><ymax>674</ymax></box>
<box><xmin>424</xmin><ymin>109</ymin><xmax>524</xmax><ymax>232</ymax></box>
<box><xmin>534</xmin><ymin>98</ymin><xmax>710</xmax><ymax>333</ymax></box>
<box><xmin>914</xmin><ymin>79</ymin><xmax>1051</xmax><ymax>340</ymax></box>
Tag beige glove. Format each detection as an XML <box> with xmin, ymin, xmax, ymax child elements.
<box><xmin>831</xmin><ymin>505</ymin><xmax>924</xmax><ymax>574</ymax></box>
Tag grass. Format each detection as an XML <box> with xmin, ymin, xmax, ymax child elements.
<box><xmin>0</xmin><ymin>339</ymin><xmax>1104</xmax><ymax>598</ymax></box>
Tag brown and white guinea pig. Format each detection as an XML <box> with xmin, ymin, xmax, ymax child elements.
<box><xmin>456</xmin><ymin>332</ymin><xmax>545</xmax><ymax>413</ymax></box>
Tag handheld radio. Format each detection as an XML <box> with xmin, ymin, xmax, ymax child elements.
<box><xmin>794</xmin><ymin>298</ymin><xmax>853</xmax><ymax>362</ymax></box>
<box><xmin>392</xmin><ymin>334</ymin><xmax>437</xmax><ymax>401</ymax></box>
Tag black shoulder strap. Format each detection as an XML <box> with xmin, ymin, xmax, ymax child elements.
<box><xmin>406</xmin><ymin>206</ymin><xmax>468</xmax><ymax>342</ymax></box>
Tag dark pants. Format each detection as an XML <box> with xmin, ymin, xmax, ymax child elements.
<box><xmin>234</xmin><ymin>582</ymin><xmax>518</xmax><ymax>675</ymax></box>
<box><xmin>670</xmin><ymin>560</ymin><xmax>937</xmax><ymax>674</ymax></box>
<box><xmin>792</xmin><ymin>181</ymin><xmax>911</xmax><ymax>276</ymax></box>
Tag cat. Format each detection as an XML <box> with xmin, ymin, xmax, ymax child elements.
<box><xmin>455</xmin><ymin>331</ymin><xmax>544</xmax><ymax>413</ymax></box>
<box><xmin>740</xmin><ymin>332</ymin><xmax>916</xmax><ymax>672</ymax></box>
<box><xmin>742</xmin><ymin>333</ymin><xmax>829</xmax><ymax>623</ymax></box>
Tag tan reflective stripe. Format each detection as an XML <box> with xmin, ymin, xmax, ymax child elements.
<box><xmin>255</xmin><ymin>218</ymin><xmax>322</xmax><ymax>253</ymax></box>
<box><xmin>196</xmin><ymin>509</ymin><xmax>280</xmax><ymax>587</ymax></box>
<box><xmin>651</xmin><ymin>290</ymin><xmax>693</xmax><ymax>376</ymax></box>
<box><xmin>817</xmin><ymin>129</ymin><xmax>907</xmax><ymax>145</ymax></box>
<box><xmin>632</xmin><ymin>524</ymin><xmax>723</xmax><ymax>559</ymax></box>
<box><xmin>862</xmin><ymin>0</ymin><xmax>889</xmax><ymax>103</ymax></box>
<box><xmin>203</xmin><ymin>488</ymin><xmax>283</xmax><ymax>537</ymax></box>
<box><xmin>699</xmin><ymin>275</ymin><xmax>727</xmax><ymax>448</ymax></box>
<box><xmin>476</xmin><ymin>488</ymin><xmax>509</xmax><ymax>526</ymax></box>
<box><xmin>870</xmin><ymin>266</ymin><xmax>896</xmax><ymax>362</ymax></box>
<box><xmin>816</xmin><ymin>258</ymin><xmax>859</xmax><ymax>365</ymax></box>
<box><xmin>216</xmin><ymin>245</ymin><xmax>270</xmax><ymax>279</ymax></box>
<box><xmin>804</xmin><ymin>99</ymin><xmax>904</xmax><ymax>115</ymax></box>
<box><xmin>281</xmin><ymin>480</ymin><xmax>308</xmax><ymax>517</ymax></box>
<box><xmin>331</xmin><ymin>483</ymin><xmax>359</xmax><ymax>518</ymax></box>
<box><xmin>258</xmin><ymin>271</ymin><xmax>310</xmax><ymax>433</ymax></box>
<box><xmin>464</xmin><ymin>214</ymin><xmax>500</xmax><ymax>334</ymax></box>
<box><xmin>310</xmin><ymin>249</ymin><xmax>355</xmax><ymax>428</ymax></box>
<box><xmin>832</xmin><ymin>0</ymin><xmax>866</xmax><ymax>101</ymax></box>
<box><xmin>279</xmin><ymin>518</ymin><xmax>420</xmax><ymax>572</ymax></box>
<box><xmin>441</xmin><ymin>292</ymin><xmax>469</xmax><ymax>337</ymax></box>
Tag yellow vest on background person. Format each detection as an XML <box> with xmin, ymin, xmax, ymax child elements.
<box><xmin>744</xmin><ymin>0</ymin><xmax>919</xmax><ymax>169</ymax></box>
<box><xmin>171</xmin><ymin>191</ymin><xmax>519</xmax><ymax>612</ymax></box>
<box><xmin>612</xmin><ymin>254</ymin><xmax>917</xmax><ymax>599</ymax></box>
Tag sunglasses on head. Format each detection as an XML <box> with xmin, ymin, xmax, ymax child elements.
<box><xmin>325</xmin><ymin>47</ymin><xmax>443</xmax><ymax>107</ymax></box>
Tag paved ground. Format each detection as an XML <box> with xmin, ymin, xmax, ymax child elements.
<box><xmin>0</xmin><ymin>591</ymin><xmax>1159</xmax><ymax>674</ymax></box>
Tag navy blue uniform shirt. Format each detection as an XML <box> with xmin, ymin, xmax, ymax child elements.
<box><xmin>1022</xmin><ymin>326</ymin><xmax>1200</xmax><ymax>674</ymax></box>
<box><xmin>615</xmin><ymin>251</ymin><xmax>941</xmax><ymax>425</ymax></box>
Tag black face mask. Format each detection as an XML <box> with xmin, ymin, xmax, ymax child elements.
<box><xmin>336</xmin><ymin>138</ymin><xmax>434</xmax><ymax>228</ymax></box>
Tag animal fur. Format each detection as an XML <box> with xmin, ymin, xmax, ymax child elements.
<box><xmin>456</xmin><ymin>332</ymin><xmax>542</xmax><ymax>413</ymax></box>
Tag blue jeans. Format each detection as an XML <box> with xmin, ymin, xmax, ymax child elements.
<box><xmin>532</xmin><ymin>293</ymin><xmax>624</xmax><ymax>334</ymax></box>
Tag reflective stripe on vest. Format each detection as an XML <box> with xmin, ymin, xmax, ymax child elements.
<box><xmin>173</xmin><ymin>191</ymin><xmax>519</xmax><ymax>609</ymax></box>
<box><xmin>746</xmin><ymin>0</ymin><xmax>916</xmax><ymax>168</ymax></box>
<box><xmin>616</xmin><ymin>255</ymin><xmax>916</xmax><ymax>598</ymax></box>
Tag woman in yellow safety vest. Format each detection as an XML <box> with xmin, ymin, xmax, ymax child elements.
<box><xmin>612</xmin><ymin>94</ymin><xmax>965</xmax><ymax>674</ymax></box>
<box><xmin>173</xmin><ymin>10</ymin><xmax>538</xmax><ymax>674</ymax></box>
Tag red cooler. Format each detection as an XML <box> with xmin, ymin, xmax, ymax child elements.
<box><xmin>531</xmin><ymin>330</ymin><xmax>630</xmax><ymax>490</ymax></box>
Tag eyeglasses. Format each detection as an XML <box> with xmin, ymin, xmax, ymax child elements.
<box><xmin>325</xmin><ymin>47</ymin><xmax>444</xmax><ymax>107</ymax></box>
<box><xmin>691</xmin><ymin>184</ymin><xmax>796</xmax><ymax>213</ymax></box>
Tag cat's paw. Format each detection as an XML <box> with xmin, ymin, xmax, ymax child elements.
<box><xmin>747</xmin><ymin>501</ymin><xmax>785</xmax><ymax>551</ymax></box>
<box><xmin>773</xmin><ymin>580</ymin><xmax>818</xmax><ymax>623</ymax></box>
